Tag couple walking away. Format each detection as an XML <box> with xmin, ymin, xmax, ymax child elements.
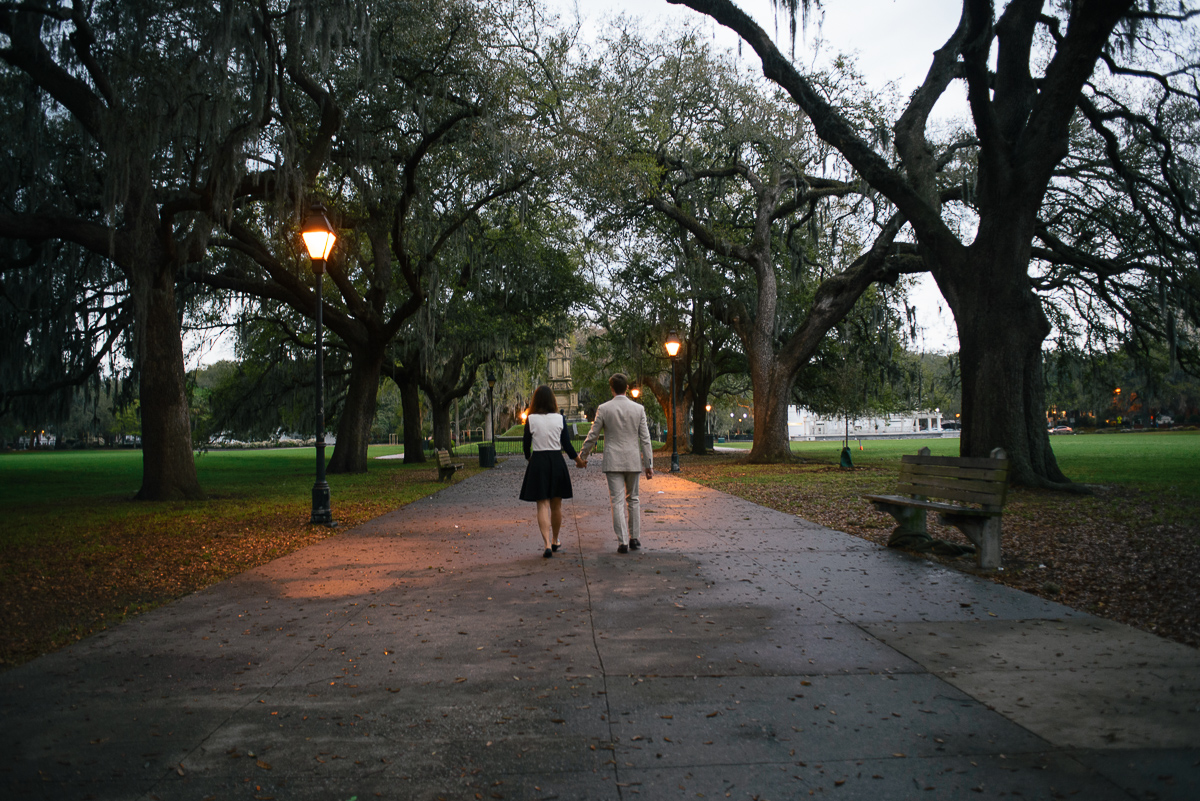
<box><xmin>519</xmin><ymin>374</ymin><xmax>654</xmax><ymax>558</ymax></box>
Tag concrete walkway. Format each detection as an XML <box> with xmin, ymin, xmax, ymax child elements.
<box><xmin>2</xmin><ymin>457</ymin><xmax>1198</xmax><ymax>800</ymax></box>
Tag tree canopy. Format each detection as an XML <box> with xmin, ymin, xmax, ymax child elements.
<box><xmin>672</xmin><ymin>0</ymin><xmax>1200</xmax><ymax>486</ymax></box>
<box><xmin>2</xmin><ymin>0</ymin><xmax>1196</xmax><ymax>492</ymax></box>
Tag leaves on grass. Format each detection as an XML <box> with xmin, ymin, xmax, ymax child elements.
<box><xmin>0</xmin><ymin>461</ymin><xmax>466</xmax><ymax>667</ymax></box>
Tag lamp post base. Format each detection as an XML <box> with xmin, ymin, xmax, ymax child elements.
<box><xmin>670</xmin><ymin>454</ymin><xmax>681</xmax><ymax>473</ymax></box>
<box><xmin>310</xmin><ymin>481</ymin><xmax>336</xmax><ymax>527</ymax></box>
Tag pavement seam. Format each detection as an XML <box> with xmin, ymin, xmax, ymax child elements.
<box><xmin>719</xmin><ymin>515</ymin><xmax>1148</xmax><ymax>798</ymax></box>
<box><xmin>569</xmin><ymin>473</ymin><xmax>625</xmax><ymax>799</ymax></box>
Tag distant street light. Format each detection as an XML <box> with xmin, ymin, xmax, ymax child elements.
<box><xmin>665</xmin><ymin>330</ymin><xmax>681</xmax><ymax>473</ymax></box>
<box><xmin>301</xmin><ymin>203</ymin><xmax>337</xmax><ymax>527</ymax></box>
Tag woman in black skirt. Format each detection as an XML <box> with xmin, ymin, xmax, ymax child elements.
<box><xmin>519</xmin><ymin>385</ymin><xmax>578</xmax><ymax>558</ymax></box>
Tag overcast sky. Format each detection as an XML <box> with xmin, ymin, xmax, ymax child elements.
<box><xmin>557</xmin><ymin>0</ymin><xmax>965</xmax><ymax>100</ymax></box>
<box><xmin>553</xmin><ymin>0</ymin><xmax>966</xmax><ymax>351</ymax></box>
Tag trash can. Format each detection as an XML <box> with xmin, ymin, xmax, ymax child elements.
<box><xmin>478</xmin><ymin>442</ymin><xmax>496</xmax><ymax>468</ymax></box>
<box><xmin>705</xmin><ymin>434</ymin><xmax>715</xmax><ymax>450</ymax></box>
<box><xmin>839</xmin><ymin>445</ymin><xmax>854</xmax><ymax>469</ymax></box>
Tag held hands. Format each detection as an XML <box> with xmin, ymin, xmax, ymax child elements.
<box><xmin>575</xmin><ymin>455</ymin><xmax>588</xmax><ymax>469</ymax></box>
<box><xmin>644</xmin><ymin>466</ymin><xmax>653</xmax><ymax>480</ymax></box>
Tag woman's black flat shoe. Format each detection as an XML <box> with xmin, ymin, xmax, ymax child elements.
<box><xmin>551</xmin><ymin>543</ymin><xmax>560</xmax><ymax>552</ymax></box>
<box><xmin>543</xmin><ymin>548</ymin><xmax>553</xmax><ymax>558</ymax></box>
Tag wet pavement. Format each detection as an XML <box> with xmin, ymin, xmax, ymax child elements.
<box><xmin>2</xmin><ymin>455</ymin><xmax>1198</xmax><ymax>800</ymax></box>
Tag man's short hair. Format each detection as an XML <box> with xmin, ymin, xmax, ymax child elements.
<box><xmin>609</xmin><ymin>373</ymin><xmax>629</xmax><ymax>395</ymax></box>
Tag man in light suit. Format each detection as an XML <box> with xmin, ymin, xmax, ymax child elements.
<box><xmin>576</xmin><ymin>373</ymin><xmax>654</xmax><ymax>553</ymax></box>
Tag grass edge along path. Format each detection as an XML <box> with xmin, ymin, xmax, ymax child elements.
<box><xmin>0</xmin><ymin>445</ymin><xmax>482</xmax><ymax>669</ymax></box>
<box><xmin>684</xmin><ymin>431</ymin><xmax>1200</xmax><ymax>649</ymax></box>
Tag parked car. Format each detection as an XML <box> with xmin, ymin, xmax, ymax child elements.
<box><xmin>940</xmin><ymin>421</ymin><xmax>960</xmax><ymax>430</ymax></box>
<box><xmin>1049</xmin><ymin>425</ymin><xmax>1073</xmax><ymax>434</ymax></box>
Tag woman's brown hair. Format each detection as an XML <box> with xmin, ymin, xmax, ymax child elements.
<box><xmin>528</xmin><ymin>385</ymin><xmax>558</xmax><ymax>415</ymax></box>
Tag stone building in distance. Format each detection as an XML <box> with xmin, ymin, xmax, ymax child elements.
<box><xmin>547</xmin><ymin>339</ymin><xmax>582</xmax><ymax>420</ymax></box>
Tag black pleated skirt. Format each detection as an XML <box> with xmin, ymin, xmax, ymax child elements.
<box><xmin>519</xmin><ymin>450</ymin><xmax>574</xmax><ymax>502</ymax></box>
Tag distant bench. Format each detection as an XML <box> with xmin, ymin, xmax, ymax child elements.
<box><xmin>437</xmin><ymin>449</ymin><xmax>464</xmax><ymax>481</ymax></box>
<box><xmin>864</xmin><ymin>447</ymin><xmax>1010</xmax><ymax>570</ymax></box>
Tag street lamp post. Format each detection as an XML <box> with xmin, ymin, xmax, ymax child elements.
<box><xmin>665</xmin><ymin>330</ymin><xmax>681</xmax><ymax>473</ymax></box>
<box><xmin>705</xmin><ymin>403</ymin><xmax>712</xmax><ymax>451</ymax></box>
<box><xmin>487</xmin><ymin>369</ymin><xmax>496</xmax><ymax>451</ymax></box>
<box><xmin>302</xmin><ymin>204</ymin><xmax>337</xmax><ymax>527</ymax></box>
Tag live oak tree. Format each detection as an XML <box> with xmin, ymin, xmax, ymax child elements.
<box><xmin>198</xmin><ymin>0</ymin><xmax>561</xmax><ymax>473</ymax></box>
<box><xmin>410</xmin><ymin>204</ymin><xmax>588</xmax><ymax>454</ymax></box>
<box><xmin>569</xmin><ymin>28</ymin><xmax>920</xmax><ymax>461</ymax></box>
<box><xmin>0</xmin><ymin>1</ymin><xmax>289</xmax><ymax>499</ymax></box>
<box><xmin>792</xmin><ymin>289</ymin><xmax>921</xmax><ymax>435</ymax></box>
<box><xmin>674</xmin><ymin>0</ymin><xmax>1200</xmax><ymax>486</ymax></box>
<box><xmin>582</xmin><ymin>228</ymin><xmax>746</xmax><ymax>456</ymax></box>
<box><xmin>199</xmin><ymin>309</ymin><xmax>349</xmax><ymax>445</ymax></box>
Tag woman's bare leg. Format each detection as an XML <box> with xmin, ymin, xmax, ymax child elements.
<box><xmin>536</xmin><ymin>500</ymin><xmax>552</xmax><ymax>548</ymax></box>
<box><xmin>550</xmin><ymin>497</ymin><xmax>563</xmax><ymax>546</ymax></box>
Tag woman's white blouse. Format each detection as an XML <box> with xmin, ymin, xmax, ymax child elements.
<box><xmin>526</xmin><ymin>413</ymin><xmax>566</xmax><ymax>451</ymax></box>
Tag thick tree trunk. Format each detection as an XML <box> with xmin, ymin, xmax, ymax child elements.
<box><xmin>956</xmin><ymin>301</ymin><xmax>1070</xmax><ymax>488</ymax></box>
<box><xmin>675</xmin><ymin>388</ymin><xmax>691</xmax><ymax>452</ymax></box>
<box><xmin>399</xmin><ymin>375</ymin><xmax>426</xmax><ymax>465</ymax></box>
<box><xmin>744</xmin><ymin>365</ymin><xmax>793</xmax><ymax>463</ymax></box>
<box><xmin>647</xmin><ymin>376</ymin><xmax>691</xmax><ymax>452</ymax></box>
<box><xmin>430</xmin><ymin>400</ymin><xmax>453</xmax><ymax>452</ymax></box>
<box><xmin>944</xmin><ymin>243</ymin><xmax>1071</xmax><ymax>488</ymax></box>
<box><xmin>690</xmin><ymin>394</ymin><xmax>711</xmax><ymax>455</ymax></box>
<box><xmin>419</xmin><ymin>351</ymin><xmax>474</xmax><ymax>455</ymax></box>
<box><xmin>688</xmin><ymin>360</ymin><xmax>715</xmax><ymax>455</ymax></box>
<box><xmin>328</xmin><ymin>347</ymin><xmax>384</xmax><ymax>474</ymax></box>
<box><xmin>133</xmin><ymin>263</ymin><xmax>204</xmax><ymax>501</ymax></box>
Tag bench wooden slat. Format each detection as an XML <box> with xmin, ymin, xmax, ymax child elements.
<box><xmin>898</xmin><ymin>462</ymin><xmax>1009</xmax><ymax>483</ymax></box>
<box><xmin>864</xmin><ymin>494</ymin><xmax>996</xmax><ymax>516</ymax></box>
<box><xmin>900</xmin><ymin>453</ymin><xmax>1009</xmax><ymax>470</ymax></box>
<box><xmin>896</xmin><ymin>477</ymin><xmax>1007</xmax><ymax>507</ymax></box>
<box><xmin>896</xmin><ymin>460</ymin><xmax>1009</xmax><ymax>508</ymax></box>
<box><xmin>897</xmin><ymin>465</ymin><xmax>1008</xmax><ymax>490</ymax></box>
<box><xmin>436</xmin><ymin>449</ymin><xmax>464</xmax><ymax>481</ymax></box>
<box><xmin>897</xmin><ymin>472</ymin><xmax>1007</xmax><ymax>495</ymax></box>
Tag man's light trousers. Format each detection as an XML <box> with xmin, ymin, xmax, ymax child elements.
<box><xmin>606</xmin><ymin>471</ymin><xmax>641</xmax><ymax>545</ymax></box>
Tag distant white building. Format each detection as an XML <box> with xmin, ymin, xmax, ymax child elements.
<box><xmin>788</xmin><ymin>406</ymin><xmax>944</xmax><ymax>439</ymax></box>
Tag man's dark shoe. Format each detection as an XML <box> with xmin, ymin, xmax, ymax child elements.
<box><xmin>629</xmin><ymin>538</ymin><xmax>641</xmax><ymax>550</ymax></box>
<box><xmin>617</xmin><ymin>543</ymin><xmax>628</xmax><ymax>554</ymax></box>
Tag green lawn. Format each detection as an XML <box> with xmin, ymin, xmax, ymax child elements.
<box><xmin>719</xmin><ymin>431</ymin><xmax>1200</xmax><ymax>499</ymax></box>
<box><xmin>0</xmin><ymin>445</ymin><xmax>452</xmax><ymax>548</ymax></box>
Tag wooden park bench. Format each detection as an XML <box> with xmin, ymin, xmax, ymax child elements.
<box><xmin>863</xmin><ymin>447</ymin><xmax>1010</xmax><ymax>570</ymax></box>
<box><xmin>436</xmin><ymin>449</ymin><xmax>464</xmax><ymax>482</ymax></box>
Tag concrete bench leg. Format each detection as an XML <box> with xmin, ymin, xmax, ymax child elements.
<box><xmin>941</xmin><ymin>512</ymin><xmax>1001</xmax><ymax>570</ymax></box>
<box><xmin>871</xmin><ymin>502</ymin><xmax>927</xmax><ymax>546</ymax></box>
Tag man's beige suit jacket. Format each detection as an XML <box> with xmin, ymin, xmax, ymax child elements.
<box><xmin>579</xmin><ymin>395</ymin><xmax>653</xmax><ymax>473</ymax></box>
